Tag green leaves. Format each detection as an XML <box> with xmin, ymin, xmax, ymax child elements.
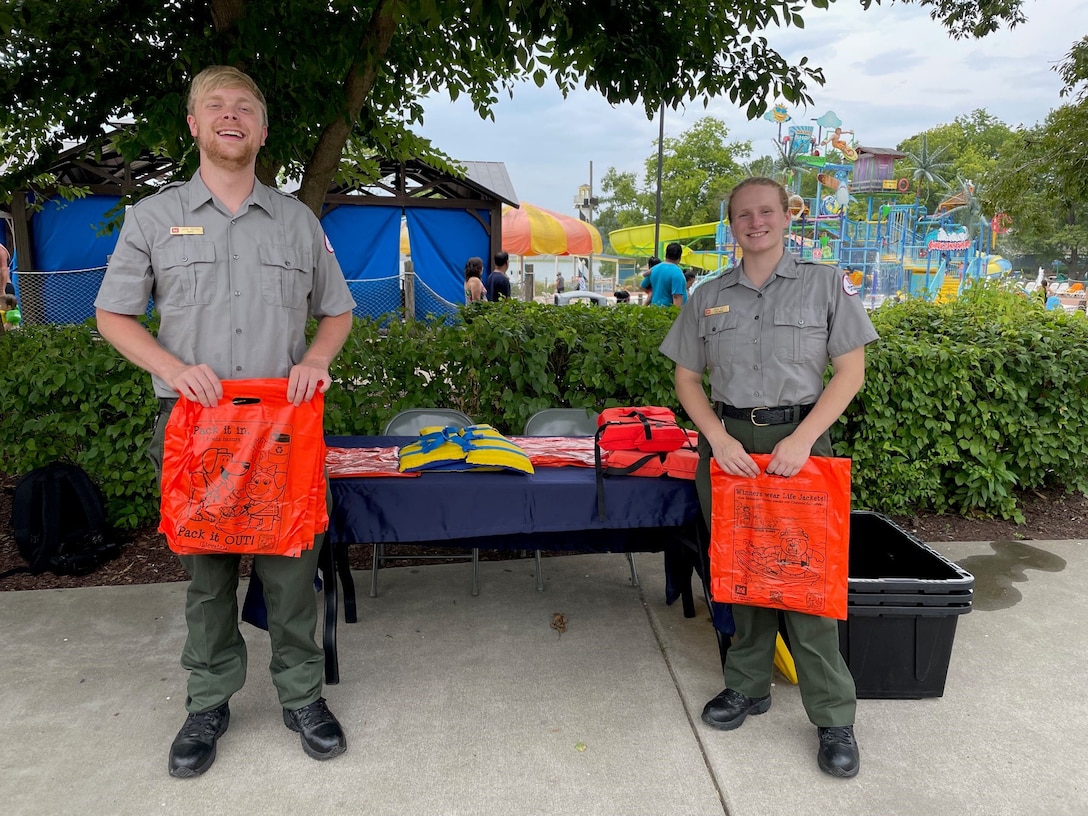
<box><xmin>5</xmin><ymin>284</ymin><xmax>1087</xmax><ymax>530</ymax></box>
<box><xmin>837</xmin><ymin>284</ymin><xmax>1088</xmax><ymax>519</ymax></box>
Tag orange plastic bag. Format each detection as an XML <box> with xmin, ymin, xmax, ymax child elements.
<box><xmin>159</xmin><ymin>379</ymin><xmax>328</xmax><ymax>557</ymax></box>
<box><xmin>709</xmin><ymin>455</ymin><xmax>851</xmax><ymax>620</ymax></box>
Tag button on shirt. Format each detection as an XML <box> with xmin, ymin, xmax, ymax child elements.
<box><xmin>94</xmin><ymin>173</ymin><xmax>356</xmax><ymax>397</ymax></box>
<box><xmin>659</xmin><ymin>252</ymin><xmax>879</xmax><ymax>407</ymax></box>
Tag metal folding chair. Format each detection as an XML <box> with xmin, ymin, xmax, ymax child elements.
<box><xmin>373</xmin><ymin>408</ymin><xmax>479</xmax><ymax>596</ymax></box>
<box><xmin>382</xmin><ymin>408</ymin><xmax>474</xmax><ymax>436</ymax></box>
<box><xmin>521</xmin><ymin>408</ymin><xmax>638</xmax><ymax>591</ymax></box>
<box><xmin>523</xmin><ymin>407</ymin><xmax>599</xmax><ymax>437</ymax></box>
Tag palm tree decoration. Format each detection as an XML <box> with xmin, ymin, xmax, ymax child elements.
<box><xmin>772</xmin><ymin>138</ymin><xmax>810</xmax><ymax>192</ymax></box>
<box><xmin>903</xmin><ymin>133</ymin><xmax>952</xmax><ymax>211</ymax></box>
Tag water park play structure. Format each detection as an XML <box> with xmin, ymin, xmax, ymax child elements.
<box><xmin>609</xmin><ymin>111</ymin><xmax>1013</xmax><ymax>308</ymax></box>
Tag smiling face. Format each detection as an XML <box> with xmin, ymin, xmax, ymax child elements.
<box><xmin>186</xmin><ymin>84</ymin><xmax>268</xmax><ymax>171</ymax></box>
<box><xmin>728</xmin><ymin>180</ymin><xmax>790</xmax><ymax>258</ymax></box>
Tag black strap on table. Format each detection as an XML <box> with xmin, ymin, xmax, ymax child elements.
<box><xmin>715</xmin><ymin>403</ymin><xmax>814</xmax><ymax>426</ymax></box>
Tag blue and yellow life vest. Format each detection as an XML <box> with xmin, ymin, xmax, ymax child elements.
<box><xmin>397</xmin><ymin>425</ymin><xmax>534</xmax><ymax>475</ymax></box>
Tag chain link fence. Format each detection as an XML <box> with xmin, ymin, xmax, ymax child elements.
<box><xmin>11</xmin><ymin>267</ymin><xmax>108</xmax><ymax>326</ymax></box>
<box><xmin>11</xmin><ymin>267</ymin><xmax>462</xmax><ymax>326</ymax></box>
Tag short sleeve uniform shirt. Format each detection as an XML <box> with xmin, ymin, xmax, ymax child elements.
<box><xmin>95</xmin><ymin>172</ymin><xmax>356</xmax><ymax>397</ymax></box>
<box><xmin>659</xmin><ymin>253</ymin><xmax>878</xmax><ymax>407</ymax></box>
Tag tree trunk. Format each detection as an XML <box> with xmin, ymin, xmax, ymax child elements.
<box><xmin>296</xmin><ymin>1</ymin><xmax>398</xmax><ymax>215</ymax></box>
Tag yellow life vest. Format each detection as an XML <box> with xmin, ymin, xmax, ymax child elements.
<box><xmin>397</xmin><ymin>425</ymin><xmax>535</xmax><ymax>475</ymax></box>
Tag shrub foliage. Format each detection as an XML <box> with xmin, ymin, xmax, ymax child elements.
<box><xmin>4</xmin><ymin>289</ymin><xmax>1086</xmax><ymax>530</ymax></box>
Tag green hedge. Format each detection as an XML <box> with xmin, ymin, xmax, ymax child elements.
<box><xmin>4</xmin><ymin>288</ymin><xmax>1086</xmax><ymax>530</ymax></box>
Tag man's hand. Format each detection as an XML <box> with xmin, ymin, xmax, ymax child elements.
<box><xmin>287</xmin><ymin>362</ymin><xmax>331</xmax><ymax>405</ymax></box>
<box><xmin>166</xmin><ymin>363</ymin><xmax>223</xmax><ymax>408</ymax></box>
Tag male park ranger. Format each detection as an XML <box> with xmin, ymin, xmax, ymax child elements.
<box><xmin>95</xmin><ymin>66</ymin><xmax>356</xmax><ymax>778</ymax></box>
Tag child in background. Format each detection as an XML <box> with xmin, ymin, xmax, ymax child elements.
<box><xmin>2</xmin><ymin>293</ymin><xmax>20</xmax><ymax>331</ymax></box>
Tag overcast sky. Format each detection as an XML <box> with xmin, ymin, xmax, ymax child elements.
<box><xmin>419</xmin><ymin>0</ymin><xmax>1086</xmax><ymax>216</ymax></box>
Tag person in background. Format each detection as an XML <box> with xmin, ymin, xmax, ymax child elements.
<box><xmin>659</xmin><ymin>176</ymin><xmax>878</xmax><ymax>779</ymax></box>
<box><xmin>94</xmin><ymin>65</ymin><xmax>356</xmax><ymax>778</ymax></box>
<box><xmin>642</xmin><ymin>242</ymin><xmax>688</xmax><ymax>307</ymax></box>
<box><xmin>613</xmin><ymin>289</ymin><xmax>631</xmax><ymax>304</ymax></box>
<box><xmin>641</xmin><ymin>256</ymin><xmax>661</xmax><ymax>304</ymax></box>
<box><xmin>0</xmin><ymin>242</ymin><xmax>12</xmax><ymax>295</ymax></box>
<box><xmin>487</xmin><ymin>250</ymin><xmax>512</xmax><ymax>301</ymax></box>
<box><xmin>465</xmin><ymin>256</ymin><xmax>487</xmax><ymax>303</ymax></box>
<box><xmin>556</xmin><ymin>271</ymin><xmax>566</xmax><ymax>294</ymax></box>
<box><xmin>1</xmin><ymin>292</ymin><xmax>20</xmax><ymax>331</ymax></box>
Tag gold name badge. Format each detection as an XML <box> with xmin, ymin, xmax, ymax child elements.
<box><xmin>170</xmin><ymin>226</ymin><xmax>204</xmax><ymax>235</ymax></box>
<box><xmin>704</xmin><ymin>305</ymin><xmax>730</xmax><ymax>316</ymax></box>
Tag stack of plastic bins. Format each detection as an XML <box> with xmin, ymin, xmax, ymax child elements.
<box><xmin>840</xmin><ymin>511</ymin><xmax>974</xmax><ymax>699</ymax></box>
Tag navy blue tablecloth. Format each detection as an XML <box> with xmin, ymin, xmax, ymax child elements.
<box><xmin>326</xmin><ymin>435</ymin><xmax>700</xmax><ymax>548</ymax></box>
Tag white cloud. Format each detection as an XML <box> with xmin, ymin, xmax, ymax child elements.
<box><xmin>420</xmin><ymin>0</ymin><xmax>1086</xmax><ymax>215</ymax></box>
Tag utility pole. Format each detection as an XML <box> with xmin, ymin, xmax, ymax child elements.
<box><xmin>654</xmin><ymin>102</ymin><xmax>664</xmax><ymax>258</ymax></box>
<box><xmin>574</xmin><ymin>161</ymin><xmax>598</xmax><ymax>289</ymax></box>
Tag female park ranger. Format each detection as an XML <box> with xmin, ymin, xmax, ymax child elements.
<box><xmin>659</xmin><ymin>177</ymin><xmax>878</xmax><ymax>778</ymax></box>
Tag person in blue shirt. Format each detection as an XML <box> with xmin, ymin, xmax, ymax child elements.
<box><xmin>642</xmin><ymin>242</ymin><xmax>688</xmax><ymax>307</ymax></box>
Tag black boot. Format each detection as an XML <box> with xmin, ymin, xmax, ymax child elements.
<box><xmin>817</xmin><ymin>725</ymin><xmax>860</xmax><ymax>778</ymax></box>
<box><xmin>700</xmin><ymin>688</ymin><xmax>771</xmax><ymax>730</ymax></box>
<box><xmin>168</xmin><ymin>702</ymin><xmax>230</xmax><ymax>778</ymax></box>
<box><xmin>283</xmin><ymin>697</ymin><xmax>347</xmax><ymax>760</ymax></box>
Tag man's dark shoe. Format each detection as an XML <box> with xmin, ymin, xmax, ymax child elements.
<box><xmin>283</xmin><ymin>697</ymin><xmax>347</xmax><ymax>760</ymax></box>
<box><xmin>817</xmin><ymin>725</ymin><xmax>860</xmax><ymax>778</ymax></box>
<box><xmin>168</xmin><ymin>702</ymin><xmax>230</xmax><ymax>778</ymax></box>
<box><xmin>700</xmin><ymin>688</ymin><xmax>771</xmax><ymax>730</ymax></box>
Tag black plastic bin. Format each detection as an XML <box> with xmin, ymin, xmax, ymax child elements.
<box><xmin>840</xmin><ymin>511</ymin><xmax>974</xmax><ymax>699</ymax></box>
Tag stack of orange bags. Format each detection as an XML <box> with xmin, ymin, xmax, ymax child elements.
<box><xmin>159</xmin><ymin>378</ymin><xmax>328</xmax><ymax>558</ymax></box>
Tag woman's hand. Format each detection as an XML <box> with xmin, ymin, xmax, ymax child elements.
<box><xmin>765</xmin><ymin>433</ymin><xmax>813</xmax><ymax>477</ymax></box>
<box><xmin>711</xmin><ymin>435</ymin><xmax>761</xmax><ymax>478</ymax></box>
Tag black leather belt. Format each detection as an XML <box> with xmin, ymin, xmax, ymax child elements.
<box><xmin>715</xmin><ymin>403</ymin><xmax>814</xmax><ymax>426</ymax></box>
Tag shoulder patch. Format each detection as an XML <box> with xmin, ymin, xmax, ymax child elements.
<box><xmin>324</xmin><ymin>233</ymin><xmax>335</xmax><ymax>254</ymax></box>
<box><xmin>842</xmin><ymin>273</ymin><xmax>859</xmax><ymax>296</ymax></box>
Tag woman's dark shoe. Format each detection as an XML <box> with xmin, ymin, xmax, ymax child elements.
<box><xmin>700</xmin><ymin>688</ymin><xmax>771</xmax><ymax>730</ymax></box>
<box><xmin>168</xmin><ymin>702</ymin><xmax>230</xmax><ymax>778</ymax></box>
<box><xmin>817</xmin><ymin>725</ymin><xmax>860</xmax><ymax>778</ymax></box>
<box><xmin>283</xmin><ymin>697</ymin><xmax>347</xmax><ymax>760</ymax></box>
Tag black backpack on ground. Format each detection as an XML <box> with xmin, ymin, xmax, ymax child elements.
<box><xmin>3</xmin><ymin>462</ymin><xmax>119</xmax><ymax>578</ymax></box>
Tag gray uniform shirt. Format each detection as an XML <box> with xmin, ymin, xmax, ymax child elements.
<box><xmin>95</xmin><ymin>172</ymin><xmax>356</xmax><ymax>397</ymax></box>
<box><xmin>659</xmin><ymin>252</ymin><xmax>879</xmax><ymax>407</ymax></box>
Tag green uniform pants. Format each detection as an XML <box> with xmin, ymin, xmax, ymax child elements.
<box><xmin>151</xmin><ymin>402</ymin><xmax>325</xmax><ymax>713</ymax></box>
<box><xmin>696</xmin><ymin>414</ymin><xmax>857</xmax><ymax>727</ymax></box>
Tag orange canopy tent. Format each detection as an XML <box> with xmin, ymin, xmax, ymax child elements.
<box><xmin>399</xmin><ymin>202</ymin><xmax>602</xmax><ymax>257</ymax></box>
<box><xmin>501</xmin><ymin>202</ymin><xmax>602</xmax><ymax>256</ymax></box>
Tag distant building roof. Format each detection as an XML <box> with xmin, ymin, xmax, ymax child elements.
<box><xmin>458</xmin><ymin>161</ymin><xmax>519</xmax><ymax>207</ymax></box>
<box><xmin>325</xmin><ymin>157</ymin><xmax>519</xmax><ymax>209</ymax></box>
<box><xmin>856</xmin><ymin>146</ymin><xmax>905</xmax><ymax>160</ymax></box>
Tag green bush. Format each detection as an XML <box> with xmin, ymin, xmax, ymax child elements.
<box><xmin>5</xmin><ymin>289</ymin><xmax>1087</xmax><ymax>530</ymax></box>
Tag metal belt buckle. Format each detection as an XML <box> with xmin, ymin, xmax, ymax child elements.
<box><xmin>750</xmin><ymin>406</ymin><xmax>770</xmax><ymax>426</ymax></box>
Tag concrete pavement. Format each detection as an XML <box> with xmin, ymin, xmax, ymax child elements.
<box><xmin>1</xmin><ymin>538</ymin><xmax>1085</xmax><ymax>816</ymax></box>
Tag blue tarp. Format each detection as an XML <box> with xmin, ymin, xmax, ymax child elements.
<box><xmin>406</xmin><ymin>207</ymin><xmax>491</xmax><ymax>306</ymax></box>
<box><xmin>22</xmin><ymin>192</ymin><xmax>491</xmax><ymax>325</ymax></box>
<box><xmin>21</xmin><ymin>195</ymin><xmax>122</xmax><ymax>323</ymax></box>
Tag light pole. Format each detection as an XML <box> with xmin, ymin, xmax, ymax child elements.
<box><xmin>653</xmin><ymin>101</ymin><xmax>664</xmax><ymax>258</ymax></box>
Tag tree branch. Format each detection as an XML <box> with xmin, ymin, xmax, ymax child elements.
<box><xmin>296</xmin><ymin>0</ymin><xmax>398</xmax><ymax>214</ymax></box>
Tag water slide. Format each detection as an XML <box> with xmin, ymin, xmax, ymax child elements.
<box><xmin>608</xmin><ymin>221</ymin><xmax>734</xmax><ymax>270</ymax></box>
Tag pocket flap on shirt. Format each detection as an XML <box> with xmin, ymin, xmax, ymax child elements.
<box><xmin>259</xmin><ymin>244</ymin><xmax>310</xmax><ymax>273</ymax></box>
<box><xmin>160</xmin><ymin>241</ymin><xmax>215</xmax><ymax>269</ymax></box>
